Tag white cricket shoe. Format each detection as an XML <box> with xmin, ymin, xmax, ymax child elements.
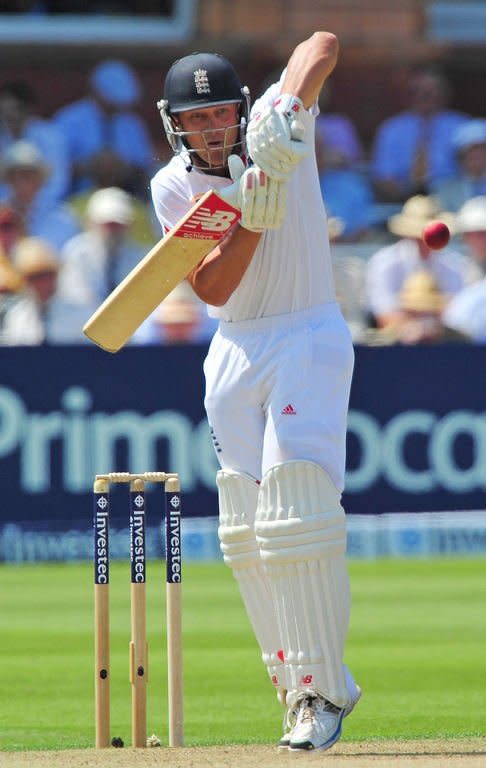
<box><xmin>288</xmin><ymin>692</ymin><xmax>345</xmax><ymax>751</ymax></box>
<box><xmin>278</xmin><ymin>702</ymin><xmax>298</xmax><ymax>750</ymax></box>
<box><xmin>278</xmin><ymin>674</ymin><xmax>361</xmax><ymax>750</ymax></box>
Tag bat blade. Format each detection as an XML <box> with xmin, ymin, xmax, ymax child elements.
<box><xmin>83</xmin><ymin>190</ymin><xmax>240</xmax><ymax>353</ymax></box>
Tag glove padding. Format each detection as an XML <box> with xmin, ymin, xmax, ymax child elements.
<box><xmin>246</xmin><ymin>94</ymin><xmax>309</xmax><ymax>182</ymax></box>
<box><xmin>219</xmin><ymin>155</ymin><xmax>287</xmax><ymax>232</ymax></box>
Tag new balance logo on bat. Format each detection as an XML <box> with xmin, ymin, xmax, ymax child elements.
<box><xmin>183</xmin><ymin>207</ymin><xmax>238</xmax><ymax>234</ymax></box>
<box><xmin>176</xmin><ymin>192</ymin><xmax>241</xmax><ymax>240</ymax></box>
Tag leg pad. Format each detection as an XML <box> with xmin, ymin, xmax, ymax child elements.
<box><xmin>255</xmin><ymin>461</ymin><xmax>350</xmax><ymax>707</ymax></box>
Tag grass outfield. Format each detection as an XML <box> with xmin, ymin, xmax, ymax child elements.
<box><xmin>0</xmin><ymin>558</ymin><xmax>485</xmax><ymax>751</ymax></box>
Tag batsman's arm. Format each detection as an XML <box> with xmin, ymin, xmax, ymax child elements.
<box><xmin>246</xmin><ymin>32</ymin><xmax>338</xmax><ymax>182</ymax></box>
<box><xmin>281</xmin><ymin>30</ymin><xmax>339</xmax><ymax>109</ymax></box>
<box><xmin>187</xmin><ymin>223</ymin><xmax>261</xmax><ymax>307</ymax></box>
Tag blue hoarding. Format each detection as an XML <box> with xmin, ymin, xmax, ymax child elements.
<box><xmin>0</xmin><ymin>343</ymin><xmax>485</xmax><ymax>536</ymax></box>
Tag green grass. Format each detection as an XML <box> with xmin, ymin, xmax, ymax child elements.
<box><xmin>0</xmin><ymin>558</ymin><xmax>485</xmax><ymax>750</ymax></box>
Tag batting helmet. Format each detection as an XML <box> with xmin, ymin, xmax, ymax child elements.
<box><xmin>163</xmin><ymin>52</ymin><xmax>245</xmax><ymax>113</ymax></box>
<box><xmin>157</xmin><ymin>52</ymin><xmax>250</xmax><ymax>169</ymax></box>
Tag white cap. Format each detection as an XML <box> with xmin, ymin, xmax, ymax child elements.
<box><xmin>86</xmin><ymin>187</ymin><xmax>134</xmax><ymax>226</ymax></box>
<box><xmin>455</xmin><ymin>196</ymin><xmax>486</xmax><ymax>233</ymax></box>
<box><xmin>453</xmin><ymin>119</ymin><xmax>486</xmax><ymax>153</ymax></box>
<box><xmin>2</xmin><ymin>140</ymin><xmax>49</xmax><ymax>176</ymax></box>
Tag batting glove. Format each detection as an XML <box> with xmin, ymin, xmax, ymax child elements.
<box><xmin>219</xmin><ymin>155</ymin><xmax>288</xmax><ymax>232</ymax></box>
<box><xmin>246</xmin><ymin>94</ymin><xmax>309</xmax><ymax>182</ymax></box>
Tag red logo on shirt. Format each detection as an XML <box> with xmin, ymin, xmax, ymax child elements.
<box><xmin>281</xmin><ymin>404</ymin><xmax>297</xmax><ymax>415</ymax></box>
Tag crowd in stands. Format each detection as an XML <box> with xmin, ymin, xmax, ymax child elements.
<box><xmin>0</xmin><ymin>60</ymin><xmax>485</xmax><ymax>347</ymax></box>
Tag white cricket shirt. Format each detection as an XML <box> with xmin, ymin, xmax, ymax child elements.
<box><xmin>151</xmin><ymin>80</ymin><xmax>335</xmax><ymax>322</ymax></box>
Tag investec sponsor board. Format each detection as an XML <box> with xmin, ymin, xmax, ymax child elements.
<box><xmin>0</xmin><ymin>385</ymin><xmax>484</xmax><ymax>495</ymax></box>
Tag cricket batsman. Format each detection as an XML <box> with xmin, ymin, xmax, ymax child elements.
<box><xmin>151</xmin><ymin>30</ymin><xmax>361</xmax><ymax>751</ymax></box>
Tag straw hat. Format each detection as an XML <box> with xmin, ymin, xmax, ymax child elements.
<box><xmin>400</xmin><ymin>271</ymin><xmax>446</xmax><ymax>314</ymax></box>
<box><xmin>0</xmin><ymin>254</ymin><xmax>23</xmax><ymax>293</ymax></box>
<box><xmin>388</xmin><ymin>195</ymin><xmax>454</xmax><ymax>239</ymax></box>
<box><xmin>13</xmin><ymin>238</ymin><xmax>59</xmax><ymax>277</ymax></box>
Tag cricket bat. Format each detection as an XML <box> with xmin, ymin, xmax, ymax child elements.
<box><xmin>83</xmin><ymin>190</ymin><xmax>240</xmax><ymax>353</ymax></box>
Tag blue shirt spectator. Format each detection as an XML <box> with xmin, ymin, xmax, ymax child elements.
<box><xmin>316</xmin><ymin>113</ymin><xmax>364</xmax><ymax>168</ymax></box>
<box><xmin>54</xmin><ymin>60</ymin><xmax>156</xmax><ymax>199</ymax></box>
<box><xmin>316</xmin><ymin>101</ymin><xmax>373</xmax><ymax>240</ymax></box>
<box><xmin>0</xmin><ymin>81</ymin><xmax>70</xmax><ymax>208</ymax></box>
<box><xmin>1</xmin><ymin>140</ymin><xmax>80</xmax><ymax>253</ymax></box>
<box><xmin>370</xmin><ymin>69</ymin><xmax>470</xmax><ymax>203</ymax></box>
<box><xmin>432</xmin><ymin>119</ymin><xmax>486</xmax><ymax>211</ymax></box>
<box><xmin>316</xmin><ymin>80</ymin><xmax>365</xmax><ymax>167</ymax></box>
<box><xmin>319</xmin><ymin>168</ymin><xmax>374</xmax><ymax>240</ymax></box>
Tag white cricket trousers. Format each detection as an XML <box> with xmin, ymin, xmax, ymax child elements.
<box><xmin>204</xmin><ymin>302</ymin><xmax>354</xmax><ymax>490</ymax></box>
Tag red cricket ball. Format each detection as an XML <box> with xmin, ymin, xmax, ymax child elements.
<box><xmin>422</xmin><ymin>220</ymin><xmax>450</xmax><ymax>250</ymax></box>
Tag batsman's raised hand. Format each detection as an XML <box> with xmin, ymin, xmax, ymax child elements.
<box><xmin>219</xmin><ymin>155</ymin><xmax>288</xmax><ymax>232</ymax></box>
<box><xmin>246</xmin><ymin>94</ymin><xmax>309</xmax><ymax>182</ymax></box>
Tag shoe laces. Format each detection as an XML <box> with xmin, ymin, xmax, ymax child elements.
<box><xmin>297</xmin><ymin>693</ymin><xmax>341</xmax><ymax>724</ymax></box>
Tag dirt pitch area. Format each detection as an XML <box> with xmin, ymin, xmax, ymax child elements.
<box><xmin>2</xmin><ymin>739</ymin><xmax>485</xmax><ymax>768</ymax></box>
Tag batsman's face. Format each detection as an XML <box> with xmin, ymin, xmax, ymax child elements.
<box><xmin>176</xmin><ymin>104</ymin><xmax>240</xmax><ymax>170</ymax></box>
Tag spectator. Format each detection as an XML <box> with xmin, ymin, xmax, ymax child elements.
<box><xmin>315</xmin><ymin>81</ymin><xmax>365</xmax><ymax>168</ymax></box>
<box><xmin>54</xmin><ymin>59</ymin><xmax>156</xmax><ymax>199</ymax></box>
<box><xmin>318</xmin><ymin>155</ymin><xmax>375</xmax><ymax>241</ymax></box>
<box><xmin>1</xmin><ymin>140</ymin><xmax>80</xmax><ymax>251</ymax></box>
<box><xmin>442</xmin><ymin>196</ymin><xmax>486</xmax><ymax>341</ymax></box>
<box><xmin>0</xmin><ymin>80</ymin><xmax>70</xmax><ymax>208</ymax></box>
<box><xmin>432</xmin><ymin>119</ymin><xmax>486</xmax><ymax>212</ymax></box>
<box><xmin>0</xmin><ymin>253</ymin><xmax>23</xmax><ymax>340</ymax></box>
<box><xmin>315</xmin><ymin>82</ymin><xmax>375</xmax><ymax>240</ymax></box>
<box><xmin>370</xmin><ymin>68</ymin><xmax>470</xmax><ymax>204</ymax></box>
<box><xmin>389</xmin><ymin>271</ymin><xmax>466</xmax><ymax>344</ymax></box>
<box><xmin>0</xmin><ymin>204</ymin><xmax>24</xmax><ymax>258</ymax></box>
<box><xmin>58</xmin><ymin>186</ymin><xmax>145</xmax><ymax>308</ymax></box>
<box><xmin>2</xmin><ymin>237</ymin><xmax>91</xmax><ymax>345</ymax></box>
<box><xmin>143</xmin><ymin>280</ymin><xmax>218</xmax><ymax>345</ymax></box>
<box><xmin>67</xmin><ymin>147</ymin><xmax>159</xmax><ymax>249</ymax></box>
<box><xmin>365</xmin><ymin>194</ymin><xmax>480</xmax><ymax>328</ymax></box>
